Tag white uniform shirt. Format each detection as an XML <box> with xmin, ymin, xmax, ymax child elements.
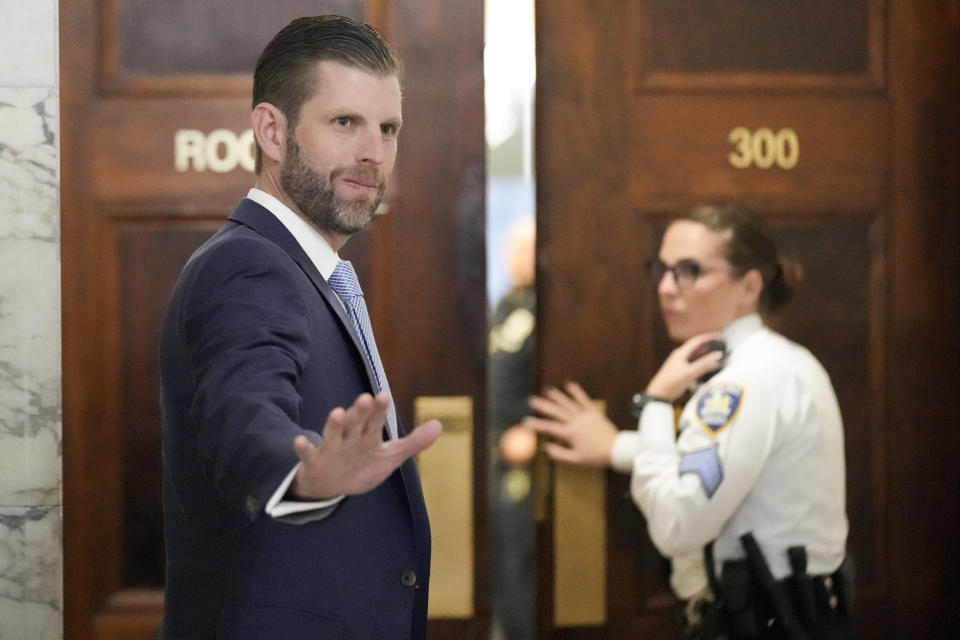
<box><xmin>611</xmin><ymin>314</ymin><xmax>848</xmax><ymax>598</ymax></box>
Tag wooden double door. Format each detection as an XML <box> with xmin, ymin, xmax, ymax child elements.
<box><xmin>62</xmin><ymin>1</ymin><xmax>960</xmax><ymax>639</ymax></box>
<box><xmin>534</xmin><ymin>1</ymin><xmax>959</xmax><ymax>638</ymax></box>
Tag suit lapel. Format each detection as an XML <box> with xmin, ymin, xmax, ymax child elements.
<box><xmin>227</xmin><ymin>199</ymin><xmax>382</xmax><ymax>395</ymax></box>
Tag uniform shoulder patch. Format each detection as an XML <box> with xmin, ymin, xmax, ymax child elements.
<box><xmin>695</xmin><ymin>384</ymin><xmax>744</xmax><ymax>435</ymax></box>
<box><xmin>678</xmin><ymin>446</ymin><xmax>724</xmax><ymax>498</ymax></box>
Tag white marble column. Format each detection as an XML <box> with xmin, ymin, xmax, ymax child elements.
<box><xmin>0</xmin><ymin>0</ymin><xmax>63</xmax><ymax>638</ymax></box>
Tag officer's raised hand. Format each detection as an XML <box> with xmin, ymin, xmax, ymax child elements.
<box><xmin>526</xmin><ymin>381</ymin><xmax>617</xmax><ymax>468</ymax></box>
<box><xmin>645</xmin><ymin>332</ymin><xmax>725</xmax><ymax>401</ymax></box>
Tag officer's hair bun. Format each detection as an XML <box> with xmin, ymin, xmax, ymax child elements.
<box><xmin>765</xmin><ymin>257</ymin><xmax>803</xmax><ymax>314</ymax></box>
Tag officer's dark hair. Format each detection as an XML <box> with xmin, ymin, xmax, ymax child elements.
<box><xmin>251</xmin><ymin>15</ymin><xmax>404</xmax><ymax>173</ymax></box>
<box><xmin>682</xmin><ymin>203</ymin><xmax>802</xmax><ymax>315</ymax></box>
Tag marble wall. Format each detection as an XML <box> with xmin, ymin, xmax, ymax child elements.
<box><xmin>0</xmin><ymin>0</ymin><xmax>63</xmax><ymax>638</ymax></box>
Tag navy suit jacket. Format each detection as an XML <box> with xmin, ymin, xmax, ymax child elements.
<box><xmin>159</xmin><ymin>198</ymin><xmax>431</xmax><ymax>639</ymax></box>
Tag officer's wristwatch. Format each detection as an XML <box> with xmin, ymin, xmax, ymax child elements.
<box><xmin>630</xmin><ymin>391</ymin><xmax>671</xmax><ymax>418</ymax></box>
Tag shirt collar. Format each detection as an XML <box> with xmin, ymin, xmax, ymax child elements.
<box><xmin>246</xmin><ymin>188</ymin><xmax>339</xmax><ymax>280</ymax></box>
<box><xmin>722</xmin><ymin>313</ymin><xmax>764</xmax><ymax>351</ymax></box>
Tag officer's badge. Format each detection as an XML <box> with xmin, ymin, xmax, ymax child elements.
<box><xmin>695</xmin><ymin>384</ymin><xmax>744</xmax><ymax>435</ymax></box>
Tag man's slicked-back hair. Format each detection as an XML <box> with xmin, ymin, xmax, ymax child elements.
<box><xmin>252</xmin><ymin>15</ymin><xmax>403</xmax><ymax>172</ymax></box>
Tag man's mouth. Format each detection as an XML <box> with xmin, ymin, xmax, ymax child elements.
<box><xmin>343</xmin><ymin>177</ymin><xmax>376</xmax><ymax>189</ymax></box>
<box><xmin>338</xmin><ymin>170</ymin><xmax>381</xmax><ymax>194</ymax></box>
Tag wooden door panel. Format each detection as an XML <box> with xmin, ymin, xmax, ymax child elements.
<box><xmin>116</xmin><ymin>223</ymin><xmax>224</xmax><ymax>586</ymax></box>
<box><xmin>641</xmin><ymin>1</ymin><xmax>871</xmax><ymax>74</ymax></box>
<box><xmin>86</xmin><ymin>98</ymin><xmax>253</xmax><ymax>208</ymax></box>
<box><xmin>101</xmin><ymin>0</ymin><xmax>365</xmax><ymax>94</ymax></box>
<box><xmin>111</xmin><ymin>0</ymin><xmax>361</xmax><ymax>75</ymax></box>
<box><xmin>90</xmin><ymin>100</ymin><xmax>253</xmax><ymax>206</ymax></box>
<box><xmin>632</xmin><ymin>0</ymin><xmax>885</xmax><ymax>91</ymax></box>
<box><xmin>628</xmin><ymin>96</ymin><xmax>889</xmax><ymax>210</ymax></box>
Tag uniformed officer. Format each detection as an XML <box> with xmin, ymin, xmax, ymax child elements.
<box><xmin>527</xmin><ymin>204</ymin><xmax>854</xmax><ymax>639</ymax></box>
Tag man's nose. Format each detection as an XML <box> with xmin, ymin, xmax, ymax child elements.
<box><xmin>357</xmin><ymin>128</ymin><xmax>385</xmax><ymax>164</ymax></box>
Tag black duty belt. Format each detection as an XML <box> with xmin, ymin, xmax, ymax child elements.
<box><xmin>681</xmin><ymin>536</ymin><xmax>855</xmax><ymax>640</ymax></box>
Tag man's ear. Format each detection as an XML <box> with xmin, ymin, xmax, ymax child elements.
<box><xmin>251</xmin><ymin>102</ymin><xmax>287</xmax><ymax>165</ymax></box>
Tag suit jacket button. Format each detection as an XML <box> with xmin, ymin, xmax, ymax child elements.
<box><xmin>400</xmin><ymin>570</ymin><xmax>417</xmax><ymax>587</ymax></box>
<box><xmin>245</xmin><ymin>495</ymin><xmax>259</xmax><ymax>516</ymax></box>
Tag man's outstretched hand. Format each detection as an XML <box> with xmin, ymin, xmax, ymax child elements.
<box><xmin>290</xmin><ymin>392</ymin><xmax>442</xmax><ymax>500</ymax></box>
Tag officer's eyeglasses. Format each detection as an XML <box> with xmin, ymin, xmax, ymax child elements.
<box><xmin>645</xmin><ymin>258</ymin><xmax>728</xmax><ymax>290</ymax></box>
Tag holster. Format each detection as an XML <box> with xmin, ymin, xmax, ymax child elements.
<box><xmin>788</xmin><ymin>546</ymin><xmax>818</xmax><ymax>627</ymax></box>
<box><xmin>720</xmin><ymin>559</ymin><xmax>762</xmax><ymax>638</ymax></box>
<box><xmin>740</xmin><ymin>533</ymin><xmax>808</xmax><ymax>640</ymax></box>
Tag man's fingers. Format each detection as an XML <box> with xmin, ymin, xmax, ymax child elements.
<box><xmin>321</xmin><ymin>407</ymin><xmax>348</xmax><ymax>444</ymax></box>
<box><xmin>293</xmin><ymin>435</ymin><xmax>315</xmax><ymax>462</ymax></box>
<box><xmin>340</xmin><ymin>393</ymin><xmax>389</xmax><ymax>441</ymax></box>
<box><xmin>406</xmin><ymin>419</ymin><xmax>442</xmax><ymax>451</ymax></box>
<box><xmin>356</xmin><ymin>392</ymin><xmax>390</xmax><ymax>441</ymax></box>
<box><xmin>384</xmin><ymin>419</ymin><xmax>442</xmax><ymax>461</ymax></box>
<box><xmin>342</xmin><ymin>393</ymin><xmax>374</xmax><ymax>435</ymax></box>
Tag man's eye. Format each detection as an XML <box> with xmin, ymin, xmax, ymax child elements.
<box><xmin>381</xmin><ymin>124</ymin><xmax>397</xmax><ymax>135</ymax></box>
<box><xmin>335</xmin><ymin>116</ymin><xmax>352</xmax><ymax>127</ymax></box>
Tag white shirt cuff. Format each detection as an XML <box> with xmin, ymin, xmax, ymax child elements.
<box><xmin>610</xmin><ymin>430</ymin><xmax>642</xmax><ymax>473</ymax></box>
<box><xmin>264</xmin><ymin>463</ymin><xmax>346</xmax><ymax>518</ymax></box>
<box><xmin>638</xmin><ymin>400</ymin><xmax>677</xmax><ymax>446</ymax></box>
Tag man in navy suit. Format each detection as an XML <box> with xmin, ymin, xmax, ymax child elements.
<box><xmin>159</xmin><ymin>15</ymin><xmax>441</xmax><ymax>639</ymax></box>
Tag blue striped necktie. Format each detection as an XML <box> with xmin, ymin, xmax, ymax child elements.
<box><xmin>327</xmin><ymin>260</ymin><xmax>398</xmax><ymax>439</ymax></box>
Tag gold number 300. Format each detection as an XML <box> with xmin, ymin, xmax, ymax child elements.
<box><xmin>728</xmin><ymin>127</ymin><xmax>799</xmax><ymax>170</ymax></box>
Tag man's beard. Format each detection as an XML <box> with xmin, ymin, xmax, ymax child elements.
<box><xmin>280</xmin><ymin>138</ymin><xmax>385</xmax><ymax>236</ymax></box>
